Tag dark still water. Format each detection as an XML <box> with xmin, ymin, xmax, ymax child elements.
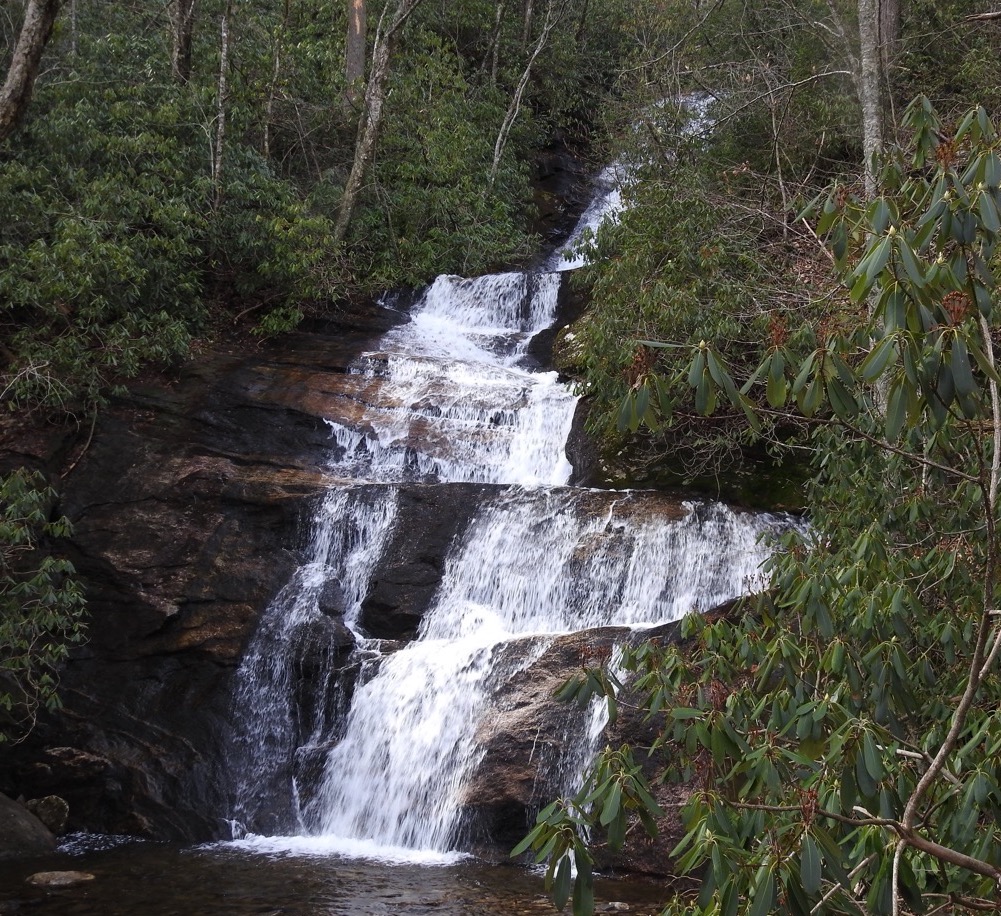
<box><xmin>0</xmin><ymin>839</ymin><xmax>669</xmax><ymax>915</ymax></box>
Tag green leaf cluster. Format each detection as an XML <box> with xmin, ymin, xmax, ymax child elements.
<box><xmin>513</xmin><ymin>740</ymin><xmax>663</xmax><ymax>916</ymax></box>
<box><xmin>561</xmin><ymin>157</ymin><xmax>783</xmax><ymax>484</ymax></box>
<box><xmin>0</xmin><ymin>469</ymin><xmax>86</xmax><ymax>743</ymax></box>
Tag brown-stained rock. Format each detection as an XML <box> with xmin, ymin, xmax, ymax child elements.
<box><xmin>0</xmin><ymin>312</ymin><xmax>406</xmax><ymax>841</ymax></box>
<box><xmin>0</xmin><ymin>285</ymin><xmax>712</xmax><ymax>884</ymax></box>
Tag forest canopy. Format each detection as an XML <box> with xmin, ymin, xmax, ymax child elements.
<box><xmin>0</xmin><ymin>0</ymin><xmax>629</xmax><ymax>413</ymax></box>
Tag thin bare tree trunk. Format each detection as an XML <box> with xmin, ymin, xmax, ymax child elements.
<box><xmin>264</xmin><ymin>0</ymin><xmax>291</xmax><ymax>161</ymax></box>
<box><xmin>857</xmin><ymin>0</ymin><xmax>884</xmax><ymax>197</ymax></box>
<box><xmin>343</xmin><ymin>0</ymin><xmax>367</xmax><ymax>112</ymax></box>
<box><xmin>520</xmin><ymin>0</ymin><xmax>533</xmax><ymax>47</ymax></box>
<box><xmin>170</xmin><ymin>0</ymin><xmax>197</xmax><ymax>83</ymax></box>
<box><xmin>878</xmin><ymin>0</ymin><xmax>899</xmax><ymax>70</ymax></box>
<box><xmin>490</xmin><ymin>0</ymin><xmax>505</xmax><ymax>86</ymax></box>
<box><xmin>877</xmin><ymin>0</ymin><xmax>899</xmax><ymax>130</ymax></box>
<box><xmin>488</xmin><ymin>0</ymin><xmax>557</xmax><ymax>191</ymax></box>
<box><xmin>476</xmin><ymin>0</ymin><xmax>505</xmax><ymax>86</ymax></box>
<box><xmin>0</xmin><ymin>0</ymin><xmax>61</xmax><ymax>143</ymax></box>
<box><xmin>333</xmin><ymin>0</ymin><xmax>425</xmax><ymax>245</ymax></box>
<box><xmin>264</xmin><ymin>40</ymin><xmax>280</xmax><ymax>161</ymax></box>
<box><xmin>213</xmin><ymin>0</ymin><xmax>232</xmax><ymax>209</ymax></box>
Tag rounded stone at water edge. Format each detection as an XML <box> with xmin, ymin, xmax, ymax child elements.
<box><xmin>26</xmin><ymin>871</ymin><xmax>95</xmax><ymax>888</ymax></box>
<box><xmin>0</xmin><ymin>793</ymin><xmax>55</xmax><ymax>860</ymax></box>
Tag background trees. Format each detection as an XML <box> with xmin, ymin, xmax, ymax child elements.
<box><xmin>0</xmin><ymin>0</ymin><xmax>631</xmax><ymax>415</ymax></box>
<box><xmin>0</xmin><ymin>0</ymin><xmax>60</xmax><ymax>142</ymax></box>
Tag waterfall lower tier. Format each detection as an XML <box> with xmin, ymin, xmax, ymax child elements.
<box><xmin>227</xmin><ymin>484</ymin><xmax>793</xmax><ymax>855</ymax></box>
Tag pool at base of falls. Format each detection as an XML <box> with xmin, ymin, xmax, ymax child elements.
<box><xmin>0</xmin><ymin>837</ymin><xmax>672</xmax><ymax>916</ymax></box>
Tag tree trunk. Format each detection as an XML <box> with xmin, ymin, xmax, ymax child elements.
<box><xmin>476</xmin><ymin>0</ymin><xmax>505</xmax><ymax>87</ymax></box>
<box><xmin>0</xmin><ymin>0</ymin><xmax>61</xmax><ymax>144</ymax></box>
<box><xmin>857</xmin><ymin>0</ymin><xmax>884</xmax><ymax>197</ymax></box>
<box><xmin>343</xmin><ymin>0</ymin><xmax>367</xmax><ymax>112</ymax></box>
<box><xmin>488</xmin><ymin>0</ymin><xmax>557</xmax><ymax>191</ymax></box>
<box><xmin>213</xmin><ymin>0</ymin><xmax>232</xmax><ymax>209</ymax></box>
<box><xmin>170</xmin><ymin>0</ymin><xmax>197</xmax><ymax>83</ymax></box>
<box><xmin>264</xmin><ymin>0</ymin><xmax>292</xmax><ymax>161</ymax></box>
<box><xmin>878</xmin><ymin>0</ymin><xmax>900</xmax><ymax>71</ymax></box>
<box><xmin>520</xmin><ymin>0</ymin><xmax>534</xmax><ymax>47</ymax></box>
<box><xmin>333</xmin><ymin>0</ymin><xmax>425</xmax><ymax>245</ymax></box>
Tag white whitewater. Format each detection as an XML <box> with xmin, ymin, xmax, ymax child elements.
<box><xmin>300</xmin><ymin>491</ymin><xmax>781</xmax><ymax>857</ymax></box>
<box><xmin>226</xmin><ymin>151</ymin><xmax>792</xmax><ymax>863</ymax></box>
<box><xmin>323</xmin><ymin>271</ymin><xmax>576</xmax><ymax>486</ymax></box>
<box><xmin>547</xmin><ymin>163</ymin><xmax>627</xmax><ymax>272</ymax></box>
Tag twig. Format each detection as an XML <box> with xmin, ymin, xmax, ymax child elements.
<box><xmin>892</xmin><ymin>839</ymin><xmax>904</xmax><ymax>916</ymax></box>
<box><xmin>800</xmin><ymin>216</ymin><xmax>837</xmax><ymax>264</ymax></box>
<box><xmin>810</xmin><ymin>852</ymin><xmax>876</xmax><ymax>914</ymax></box>
<box><xmin>61</xmin><ymin>408</ymin><xmax>98</xmax><ymax>479</ymax></box>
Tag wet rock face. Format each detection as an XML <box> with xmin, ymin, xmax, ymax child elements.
<box><xmin>23</xmin><ymin>796</ymin><xmax>69</xmax><ymax>836</ymax></box>
<box><xmin>0</xmin><ymin>303</ymin><xmax>600</xmax><ymax>844</ymax></box>
<box><xmin>0</xmin><ymin>286</ymin><xmax>706</xmax><ymax>881</ymax></box>
<box><xmin>357</xmin><ymin>483</ymin><xmax>491</xmax><ymax>640</ymax></box>
<box><xmin>461</xmin><ymin>628</ymin><xmax>632</xmax><ymax>853</ymax></box>
<box><xmin>462</xmin><ymin>621</ymin><xmax>693</xmax><ymax>876</ymax></box>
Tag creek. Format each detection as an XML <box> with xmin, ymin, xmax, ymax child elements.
<box><xmin>0</xmin><ymin>160</ymin><xmax>794</xmax><ymax>914</ymax></box>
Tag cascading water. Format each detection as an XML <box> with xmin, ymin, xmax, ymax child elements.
<box><xmin>225</xmin><ymin>160</ymin><xmax>795</xmax><ymax>864</ymax></box>
<box><xmin>228</xmin><ymin>488</ymin><xmax>399</xmax><ymax>835</ymax></box>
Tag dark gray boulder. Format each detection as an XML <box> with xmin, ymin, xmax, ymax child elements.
<box><xmin>0</xmin><ymin>793</ymin><xmax>55</xmax><ymax>860</ymax></box>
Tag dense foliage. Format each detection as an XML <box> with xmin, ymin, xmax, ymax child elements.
<box><xmin>557</xmin><ymin>0</ymin><xmax>1001</xmax><ymax>489</ymax></box>
<box><xmin>0</xmin><ymin>469</ymin><xmax>85</xmax><ymax>742</ymax></box>
<box><xmin>522</xmin><ymin>2</ymin><xmax>1001</xmax><ymax>914</ymax></box>
<box><xmin>0</xmin><ymin>0</ymin><xmax>631</xmax><ymax>414</ymax></box>
<box><xmin>530</xmin><ymin>91</ymin><xmax>1001</xmax><ymax>916</ymax></box>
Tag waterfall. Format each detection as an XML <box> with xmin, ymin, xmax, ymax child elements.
<box><xmin>225</xmin><ymin>158</ymin><xmax>795</xmax><ymax>862</ymax></box>
<box><xmin>228</xmin><ymin>488</ymin><xmax>399</xmax><ymax>835</ymax></box>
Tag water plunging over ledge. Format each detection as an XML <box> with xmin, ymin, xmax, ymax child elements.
<box><xmin>222</xmin><ymin>163</ymin><xmax>796</xmax><ymax>871</ymax></box>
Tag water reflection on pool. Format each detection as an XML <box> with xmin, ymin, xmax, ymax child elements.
<box><xmin>0</xmin><ymin>838</ymin><xmax>669</xmax><ymax>915</ymax></box>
